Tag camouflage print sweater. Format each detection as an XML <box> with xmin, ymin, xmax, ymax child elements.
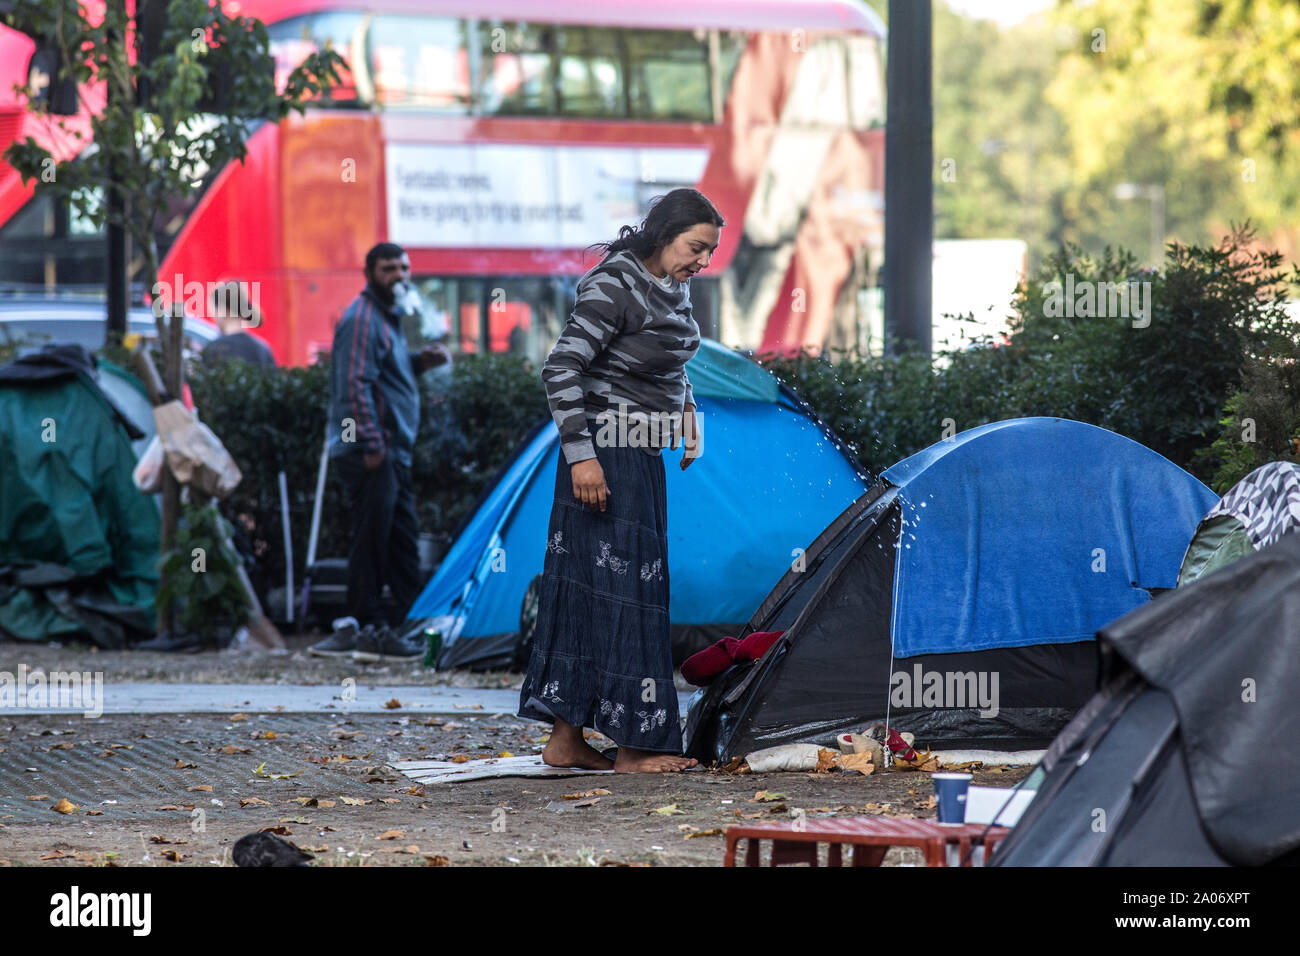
<box><xmin>542</xmin><ymin>250</ymin><xmax>701</xmax><ymax>464</ymax></box>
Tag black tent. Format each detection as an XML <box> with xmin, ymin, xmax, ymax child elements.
<box><xmin>992</xmin><ymin>534</ymin><xmax>1300</xmax><ymax>866</ymax></box>
<box><xmin>683</xmin><ymin>418</ymin><xmax>1217</xmax><ymax>764</ymax></box>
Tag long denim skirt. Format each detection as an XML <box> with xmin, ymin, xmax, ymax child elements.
<box><xmin>517</xmin><ymin>440</ymin><xmax>681</xmax><ymax>754</ymax></box>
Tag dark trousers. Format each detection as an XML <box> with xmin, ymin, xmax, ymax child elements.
<box><xmin>335</xmin><ymin>453</ymin><xmax>421</xmax><ymax>628</ymax></box>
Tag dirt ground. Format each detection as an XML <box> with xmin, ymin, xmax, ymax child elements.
<box><xmin>0</xmin><ymin>638</ymin><xmax>1030</xmax><ymax>866</ymax></box>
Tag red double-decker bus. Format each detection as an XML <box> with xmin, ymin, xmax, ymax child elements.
<box><xmin>0</xmin><ymin>0</ymin><xmax>885</xmax><ymax>365</ymax></box>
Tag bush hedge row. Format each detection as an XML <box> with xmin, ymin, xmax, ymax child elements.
<box><xmin>184</xmin><ymin>228</ymin><xmax>1299</xmax><ymax>605</ymax></box>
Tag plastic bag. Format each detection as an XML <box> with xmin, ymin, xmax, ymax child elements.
<box><xmin>153</xmin><ymin>400</ymin><xmax>242</xmax><ymax>499</ymax></box>
<box><xmin>132</xmin><ymin>435</ymin><xmax>165</xmax><ymax>494</ymax></box>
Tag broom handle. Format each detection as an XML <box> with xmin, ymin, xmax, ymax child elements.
<box><xmin>305</xmin><ymin>434</ymin><xmax>329</xmax><ymax>569</ymax></box>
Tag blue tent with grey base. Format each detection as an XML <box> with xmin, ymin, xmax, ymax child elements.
<box><xmin>405</xmin><ymin>339</ymin><xmax>872</xmax><ymax>670</ymax></box>
<box><xmin>683</xmin><ymin>418</ymin><xmax>1220</xmax><ymax>762</ymax></box>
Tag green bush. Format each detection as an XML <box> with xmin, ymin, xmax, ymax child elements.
<box><xmin>1196</xmin><ymin>353</ymin><xmax>1300</xmax><ymax>493</ymax></box>
<box><xmin>182</xmin><ymin>227</ymin><xmax>1296</xmax><ymax>610</ymax></box>
<box><xmin>761</xmin><ymin>228</ymin><xmax>1299</xmax><ymax>483</ymax></box>
<box><xmin>156</xmin><ymin>499</ymin><xmax>251</xmax><ymax>643</ymax></box>
<box><xmin>188</xmin><ymin>353</ymin><xmax>548</xmax><ymax>605</ymax></box>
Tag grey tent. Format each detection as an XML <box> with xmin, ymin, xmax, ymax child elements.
<box><xmin>992</xmin><ymin>534</ymin><xmax>1300</xmax><ymax>866</ymax></box>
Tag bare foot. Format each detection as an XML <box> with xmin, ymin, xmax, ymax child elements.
<box><xmin>542</xmin><ymin>719</ymin><xmax>615</xmax><ymax>770</ymax></box>
<box><xmin>614</xmin><ymin>748</ymin><xmax>698</xmax><ymax>773</ymax></box>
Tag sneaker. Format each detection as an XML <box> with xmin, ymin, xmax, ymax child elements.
<box><xmin>307</xmin><ymin>617</ymin><xmax>360</xmax><ymax>658</ymax></box>
<box><xmin>135</xmin><ymin>630</ymin><xmax>203</xmax><ymax>653</ymax></box>
<box><xmin>353</xmin><ymin>624</ymin><xmax>423</xmax><ymax>663</ymax></box>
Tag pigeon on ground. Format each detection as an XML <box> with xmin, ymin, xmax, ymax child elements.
<box><xmin>232</xmin><ymin>832</ymin><xmax>314</xmax><ymax>867</ymax></box>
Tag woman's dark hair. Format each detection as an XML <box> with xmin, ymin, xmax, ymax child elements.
<box><xmin>587</xmin><ymin>188</ymin><xmax>724</xmax><ymax>261</ymax></box>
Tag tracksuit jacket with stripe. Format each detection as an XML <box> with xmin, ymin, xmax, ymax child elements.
<box><xmin>328</xmin><ymin>286</ymin><xmax>420</xmax><ymax>467</ymax></box>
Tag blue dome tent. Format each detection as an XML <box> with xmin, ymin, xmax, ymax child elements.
<box><xmin>684</xmin><ymin>418</ymin><xmax>1220</xmax><ymax>761</ymax></box>
<box><xmin>407</xmin><ymin>339</ymin><xmax>872</xmax><ymax>670</ymax></box>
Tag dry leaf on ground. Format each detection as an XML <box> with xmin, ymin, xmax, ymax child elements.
<box><xmin>836</xmin><ymin>753</ymin><xmax>876</xmax><ymax>775</ymax></box>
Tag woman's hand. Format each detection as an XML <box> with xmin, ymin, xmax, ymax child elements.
<box><xmin>676</xmin><ymin>406</ymin><xmax>702</xmax><ymax>470</ymax></box>
<box><xmin>571</xmin><ymin>458</ymin><xmax>611</xmax><ymax>511</ymax></box>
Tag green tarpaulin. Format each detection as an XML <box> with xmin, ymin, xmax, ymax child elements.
<box><xmin>0</xmin><ymin>372</ymin><xmax>159</xmax><ymax>644</ymax></box>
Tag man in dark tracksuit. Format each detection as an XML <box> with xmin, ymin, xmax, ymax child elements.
<box><xmin>308</xmin><ymin>242</ymin><xmax>449</xmax><ymax>661</ymax></box>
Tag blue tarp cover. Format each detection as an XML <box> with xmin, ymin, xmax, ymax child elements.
<box><xmin>881</xmin><ymin>418</ymin><xmax>1218</xmax><ymax>657</ymax></box>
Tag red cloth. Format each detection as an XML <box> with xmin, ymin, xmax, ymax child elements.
<box><xmin>681</xmin><ymin>630</ymin><xmax>785</xmax><ymax>686</ymax></box>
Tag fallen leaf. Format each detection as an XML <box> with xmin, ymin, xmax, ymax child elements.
<box><xmin>253</xmin><ymin>730</ymin><xmax>277</xmax><ymax>740</ymax></box>
<box><xmin>684</xmin><ymin>828</ymin><xmax>724</xmax><ymax>839</ymax></box>
<box><xmin>814</xmin><ymin>748</ymin><xmax>839</xmax><ymax>773</ymax></box>
<box><xmin>217</xmin><ymin>745</ymin><xmax>251</xmax><ymax>755</ymax></box>
<box><xmin>450</xmin><ymin>755</ymin><xmax>470</xmax><ymax>764</ymax></box>
<box><xmin>562</xmin><ymin>788</ymin><xmax>612</xmax><ymax>800</ymax></box>
<box><xmin>253</xmin><ymin>762</ymin><xmax>304</xmax><ymax>779</ymax></box>
<box><xmin>648</xmin><ymin>804</ymin><xmax>685</xmax><ymax>816</ymax></box>
<box><xmin>424</xmin><ymin>855</ymin><xmax>450</xmax><ymax>866</ymax></box>
<box><xmin>915</xmin><ymin>796</ymin><xmax>937</xmax><ymax>810</ymax></box>
<box><xmin>39</xmin><ymin>850</ymin><xmax>72</xmax><ymax>860</ymax></box>
<box><xmin>51</xmin><ymin>799</ymin><xmax>78</xmax><ymax>814</ymax></box>
<box><xmin>751</xmin><ymin>790</ymin><xmax>787</xmax><ymax>803</ymax></box>
<box><xmin>733</xmin><ymin>810</ymin><xmax>764</xmax><ymax>819</ymax></box>
<box><xmin>399</xmin><ymin>845</ymin><xmax>420</xmax><ymax>854</ymax></box>
<box><xmin>836</xmin><ymin>753</ymin><xmax>876</xmax><ymax>775</ymax></box>
<box><xmin>84</xmin><ymin>810</ymin><xmax>103</xmax><ymax>816</ymax></box>
<box><xmin>335</xmin><ymin>731</ymin><xmax>363</xmax><ymax>739</ymax></box>
<box><xmin>404</xmin><ymin>786</ymin><xmax>426</xmax><ymax>797</ymax></box>
<box><xmin>27</xmin><ymin>795</ymin><xmax>49</xmax><ymax>801</ymax></box>
<box><xmin>229</xmin><ymin>713</ymin><xmax>248</xmax><ymax>722</ymax></box>
<box><xmin>378</xmin><ymin>829</ymin><xmax>404</xmax><ymax>840</ymax></box>
<box><xmin>239</xmin><ymin>797</ymin><xmax>271</xmax><ymax>808</ymax></box>
<box><xmin>187</xmin><ymin>785</ymin><xmax>214</xmax><ymax>792</ymax></box>
<box><xmin>149</xmin><ymin>836</ymin><xmax>179</xmax><ymax>844</ymax></box>
<box><xmin>174</xmin><ymin>759</ymin><xmax>196</xmax><ymax>769</ymax></box>
<box><xmin>259</xmin><ymin>825</ymin><xmax>291</xmax><ymax>835</ymax></box>
<box><xmin>379</xmin><ymin>798</ymin><xmax>400</xmax><ymax>805</ymax></box>
<box><xmin>339</xmin><ymin>797</ymin><xmax>371</xmax><ymax>806</ymax></box>
<box><xmin>159</xmin><ymin>850</ymin><xmax>183</xmax><ymax>862</ymax></box>
<box><xmin>383</xmin><ymin>699</ymin><xmax>402</xmax><ymax>709</ymax></box>
<box><xmin>156</xmin><ymin>805</ymin><xmax>183</xmax><ymax>811</ymax></box>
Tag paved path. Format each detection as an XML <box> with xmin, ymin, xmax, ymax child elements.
<box><xmin>0</xmin><ymin>682</ymin><xmax>698</xmax><ymax>716</ymax></box>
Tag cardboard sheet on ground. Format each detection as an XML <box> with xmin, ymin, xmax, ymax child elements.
<box><xmin>393</xmin><ymin>754</ymin><xmax>617</xmax><ymax>783</ymax></box>
<box><xmin>963</xmin><ymin>785</ymin><xmax>1037</xmax><ymax>827</ymax></box>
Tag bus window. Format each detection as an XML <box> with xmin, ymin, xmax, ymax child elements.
<box><xmin>555</xmin><ymin>27</ymin><xmax>624</xmax><ymax>118</ymax></box>
<box><xmin>267</xmin><ymin>12</ymin><xmax>362</xmax><ymax>104</ymax></box>
<box><xmin>369</xmin><ymin>16</ymin><xmax>472</xmax><ymax>111</ymax></box>
<box><xmin>476</xmin><ymin>22</ymin><xmax>556</xmax><ymax>116</ymax></box>
<box><xmin>625</xmin><ymin>29</ymin><xmax>712</xmax><ymax>122</ymax></box>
